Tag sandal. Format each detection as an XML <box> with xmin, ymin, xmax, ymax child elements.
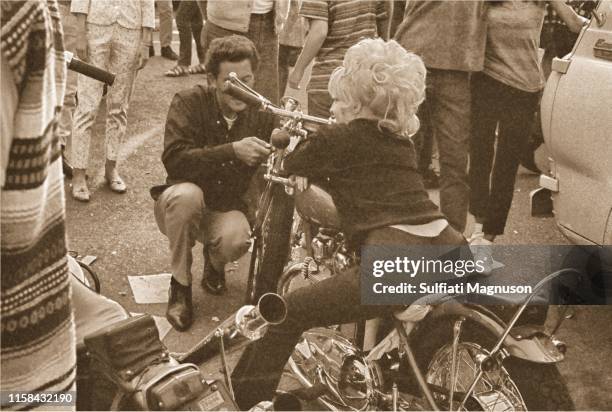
<box><xmin>188</xmin><ymin>63</ymin><xmax>206</xmax><ymax>75</ymax></box>
<box><xmin>105</xmin><ymin>175</ymin><xmax>127</xmax><ymax>194</ymax></box>
<box><xmin>164</xmin><ymin>65</ymin><xmax>189</xmax><ymax>77</ymax></box>
<box><xmin>71</xmin><ymin>184</ymin><xmax>90</xmax><ymax>202</ymax></box>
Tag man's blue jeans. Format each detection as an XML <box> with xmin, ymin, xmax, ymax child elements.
<box><xmin>414</xmin><ymin>69</ymin><xmax>471</xmax><ymax>232</ymax></box>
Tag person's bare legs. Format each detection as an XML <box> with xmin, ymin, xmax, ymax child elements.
<box><xmin>104</xmin><ymin>159</ymin><xmax>122</xmax><ymax>187</ymax></box>
<box><xmin>72</xmin><ymin>169</ymin><xmax>89</xmax><ymax>201</ymax></box>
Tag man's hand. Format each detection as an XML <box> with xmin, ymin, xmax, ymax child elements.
<box><xmin>74</xmin><ymin>15</ymin><xmax>88</xmax><ymax>61</ymax></box>
<box><xmin>138</xmin><ymin>44</ymin><xmax>150</xmax><ymax>70</ymax></box>
<box><xmin>232</xmin><ymin>137</ymin><xmax>272</xmax><ymax>167</ymax></box>
<box><xmin>75</xmin><ymin>31</ymin><xmax>88</xmax><ymax>61</ymax></box>
<box><xmin>139</xmin><ymin>28</ymin><xmax>153</xmax><ymax>70</ymax></box>
<box><xmin>275</xmin><ymin>14</ymin><xmax>285</xmax><ymax>34</ymax></box>
<box><xmin>288</xmin><ymin>67</ymin><xmax>305</xmax><ymax>90</ymax></box>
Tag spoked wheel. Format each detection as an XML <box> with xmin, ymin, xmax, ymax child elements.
<box><xmin>77</xmin><ymin>260</ymin><xmax>101</xmax><ymax>293</ymax></box>
<box><xmin>426</xmin><ymin>341</ymin><xmax>526</xmax><ymax>411</ymax></box>
<box><xmin>68</xmin><ymin>251</ymin><xmax>101</xmax><ymax>293</ymax></box>
<box><xmin>245</xmin><ymin>182</ymin><xmax>294</xmax><ymax>304</ymax></box>
<box><xmin>411</xmin><ymin>318</ymin><xmax>574</xmax><ymax>411</ymax></box>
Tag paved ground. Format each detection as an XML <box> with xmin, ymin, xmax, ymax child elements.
<box><xmin>65</xmin><ymin>43</ymin><xmax>611</xmax><ymax>410</ymax></box>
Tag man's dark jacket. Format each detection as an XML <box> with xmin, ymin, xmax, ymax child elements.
<box><xmin>151</xmin><ymin>84</ymin><xmax>275</xmax><ymax>213</ymax></box>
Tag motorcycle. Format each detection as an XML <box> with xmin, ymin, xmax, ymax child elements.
<box><xmin>223</xmin><ymin>73</ymin><xmax>577</xmax><ymax>411</ymax></box>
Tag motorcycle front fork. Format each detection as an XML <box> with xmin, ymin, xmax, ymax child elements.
<box><xmin>393</xmin><ymin>318</ymin><xmax>441</xmax><ymax>411</ymax></box>
<box><xmin>349</xmin><ymin>318</ymin><xmax>441</xmax><ymax>411</ymax></box>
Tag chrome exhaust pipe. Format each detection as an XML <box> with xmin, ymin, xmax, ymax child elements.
<box><xmin>179</xmin><ymin>293</ymin><xmax>287</xmax><ymax>364</ymax></box>
<box><xmin>236</xmin><ymin>293</ymin><xmax>288</xmax><ymax>340</ymax></box>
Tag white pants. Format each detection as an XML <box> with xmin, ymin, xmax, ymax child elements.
<box><xmin>71</xmin><ymin>23</ymin><xmax>141</xmax><ymax>169</ymax></box>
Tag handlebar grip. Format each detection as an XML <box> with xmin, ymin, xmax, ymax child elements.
<box><xmin>221</xmin><ymin>81</ymin><xmax>264</xmax><ymax>107</ymax></box>
<box><xmin>65</xmin><ymin>51</ymin><xmax>115</xmax><ymax>86</ymax></box>
<box><xmin>270</xmin><ymin>129</ymin><xmax>291</xmax><ymax>149</ymax></box>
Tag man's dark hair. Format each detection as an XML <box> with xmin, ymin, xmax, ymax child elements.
<box><xmin>205</xmin><ymin>35</ymin><xmax>259</xmax><ymax>77</ymax></box>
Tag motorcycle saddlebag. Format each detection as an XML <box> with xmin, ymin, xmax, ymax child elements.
<box><xmin>84</xmin><ymin>314</ymin><xmax>166</xmax><ymax>380</ymax></box>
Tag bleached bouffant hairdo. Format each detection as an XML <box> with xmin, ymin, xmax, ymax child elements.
<box><xmin>328</xmin><ymin>38</ymin><xmax>427</xmax><ymax>138</ymax></box>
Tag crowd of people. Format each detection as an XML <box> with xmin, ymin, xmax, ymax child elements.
<box><xmin>145</xmin><ymin>0</ymin><xmax>585</xmax><ymax>334</ymax></box>
<box><xmin>1</xmin><ymin>0</ymin><xmax>591</xmax><ymax>409</ymax></box>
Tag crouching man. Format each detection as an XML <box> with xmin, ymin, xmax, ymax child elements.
<box><xmin>151</xmin><ymin>35</ymin><xmax>275</xmax><ymax>331</ymax></box>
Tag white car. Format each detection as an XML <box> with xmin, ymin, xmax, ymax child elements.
<box><xmin>533</xmin><ymin>0</ymin><xmax>612</xmax><ymax>245</ymax></box>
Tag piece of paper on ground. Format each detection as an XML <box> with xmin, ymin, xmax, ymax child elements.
<box><xmin>128</xmin><ymin>273</ymin><xmax>172</xmax><ymax>304</ymax></box>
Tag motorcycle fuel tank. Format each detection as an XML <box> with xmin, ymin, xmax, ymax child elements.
<box><xmin>294</xmin><ymin>183</ymin><xmax>341</xmax><ymax>229</ymax></box>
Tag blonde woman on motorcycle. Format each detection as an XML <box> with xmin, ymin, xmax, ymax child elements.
<box><xmin>231</xmin><ymin>37</ymin><xmax>467</xmax><ymax>409</ymax></box>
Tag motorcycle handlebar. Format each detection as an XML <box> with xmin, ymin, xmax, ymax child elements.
<box><xmin>224</xmin><ymin>72</ymin><xmax>334</xmax><ymax>127</ymax></box>
<box><xmin>65</xmin><ymin>51</ymin><xmax>115</xmax><ymax>86</ymax></box>
<box><xmin>222</xmin><ymin>80</ymin><xmax>267</xmax><ymax>107</ymax></box>
<box><xmin>264</xmin><ymin>174</ymin><xmax>294</xmax><ymax>187</ymax></box>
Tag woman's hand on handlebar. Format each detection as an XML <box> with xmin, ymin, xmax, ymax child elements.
<box><xmin>290</xmin><ymin>175</ymin><xmax>308</xmax><ymax>191</ymax></box>
<box><xmin>232</xmin><ymin>137</ymin><xmax>272</xmax><ymax>167</ymax></box>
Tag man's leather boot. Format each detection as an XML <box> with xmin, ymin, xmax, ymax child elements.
<box><xmin>201</xmin><ymin>249</ymin><xmax>227</xmax><ymax>296</ymax></box>
<box><xmin>166</xmin><ymin>278</ymin><xmax>193</xmax><ymax>331</ymax></box>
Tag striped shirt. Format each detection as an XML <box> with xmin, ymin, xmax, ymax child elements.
<box><xmin>484</xmin><ymin>1</ymin><xmax>547</xmax><ymax>92</ymax></box>
<box><xmin>300</xmin><ymin>0</ymin><xmax>386</xmax><ymax>93</ymax></box>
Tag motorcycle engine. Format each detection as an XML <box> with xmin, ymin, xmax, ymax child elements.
<box><xmin>311</xmin><ymin>231</ymin><xmax>355</xmax><ymax>275</ymax></box>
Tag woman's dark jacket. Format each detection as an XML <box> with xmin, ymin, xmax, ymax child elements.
<box><xmin>283</xmin><ymin>118</ymin><xmax>444</xmax><ymax>236</ymax></box>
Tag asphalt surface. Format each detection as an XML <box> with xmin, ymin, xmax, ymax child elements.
<box><xmin>64</xmin><ymin>48</ymin><xmax>612</xmax><ymax>410</ymax></box>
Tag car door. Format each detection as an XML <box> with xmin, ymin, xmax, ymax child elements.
<box><xmin>541</xmin><ymin>0</ymin><xmax>612</xmax><ymax>245</ymax></box>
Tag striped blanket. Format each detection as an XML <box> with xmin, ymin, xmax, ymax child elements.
<box><xmin>1</xmin><ymin>1</ymin><xmax>76</xmax><ymax>410</ymax></box>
